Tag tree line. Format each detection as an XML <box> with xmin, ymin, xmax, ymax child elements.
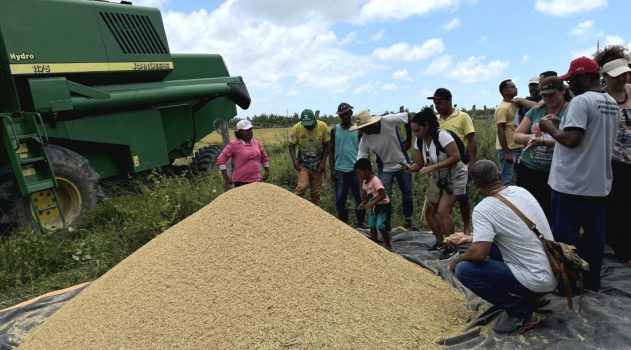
<box><xmin>230</xmin><ymin>106</ymin><xmax>496</xmax><ymax>129</ymax></box>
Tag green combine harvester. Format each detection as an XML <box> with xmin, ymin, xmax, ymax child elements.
<box><xmin>0</xmin><ymin>0</ymin><xmax>250</xmax><ymax>231</ymax></box>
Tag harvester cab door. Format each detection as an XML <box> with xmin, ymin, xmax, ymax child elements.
<box><xmin>0</xmin><ymin>112</ymin><xmax>65</xmax><ymax>232</ymax></box>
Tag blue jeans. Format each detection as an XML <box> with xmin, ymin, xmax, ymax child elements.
<box><xmin>456</xmin><ymin>259</ymin><xmax>540</xmax><ymax>319</ymax></box>
<box><xmin>378</xmin><ymin>168</ymin><xmax>414</xmax><ymax>223</ymax></box>
<box><xmin>550</xmin><ymin>190</ymin><xmax>606</xmax><ymax>291</ymax></box>
<box><xmin>497</xmin><ymin>148</ymin><xmax>522</xmax><ymax>185</ymax></box>
<box><xmin>334</xmin><ymin>170</ymin><xmax>362</xmax><ymax>213</ymax></box>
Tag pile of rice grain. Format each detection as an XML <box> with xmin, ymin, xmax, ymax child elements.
<box><xmin>19</xmin><ymin>183</ymin><xmax>470</xmax><ymax>350</ymax></box>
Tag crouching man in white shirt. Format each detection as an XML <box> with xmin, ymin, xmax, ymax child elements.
<box><xmin>447</xmin><ymin>160</ymin><xmax>557</xmax><ymax>335</ymax></box>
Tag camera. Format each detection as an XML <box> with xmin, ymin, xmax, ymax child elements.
<box><xmin>437</xmin><ymin>177</ymin><xmax>453</xmax><ymax>195</ymax></box>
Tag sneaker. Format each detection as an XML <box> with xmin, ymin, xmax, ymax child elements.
<box><xmin>428</xmin><ymin>243</ymin><xmax>444</xmax><ymax>252</ymax></box>
<box><xmin>493</xmin><ymin>312</ymin><xmax>541</xmax><ymax>335</ymax></box>
<box><xmin>439</xmin><ymin>247</ymin><xmax>458</xmax><ymax>260</ymax></box>
<box><xmin>404</xmin><ymin>221</ymin><xmax>418</xmax><ymax>231</ymax></box>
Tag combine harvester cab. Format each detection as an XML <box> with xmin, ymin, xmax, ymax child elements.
<box><xmin>0</xmin><ymin>0</ymin><xmax>250</xmax><ymax>231</ymax></box>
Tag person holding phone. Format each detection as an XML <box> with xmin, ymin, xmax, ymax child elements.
<box><xmin>403</xmin><ymin>107</ymin><xmax>467</xmax><ymax>260</ymax></box>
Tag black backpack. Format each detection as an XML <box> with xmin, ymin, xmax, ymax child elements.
<box><xmin>416</xmin><ymin>129</ymin><xmax>470</xmax><ymax>164</ymax></box>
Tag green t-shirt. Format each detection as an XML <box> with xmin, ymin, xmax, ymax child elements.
<box><xmin>519</xmin><ymin>104</ymin><xmax>568</xmax><ymax>172</ymax></box>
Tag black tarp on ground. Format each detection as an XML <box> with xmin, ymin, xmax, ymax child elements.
<box><xmin>0</xmin><ymin>284</ymin><xmax>89</xmax><ymax>350</ymax></box>
<box><xmin>379</xmin><ymin>228</ymin><xmax>631</xmax><ymax>349</ymax></box>
<box><xmin>1</xmin><ymin>229</ymin><xmax>630</xmax><ymax>349</ymax></box>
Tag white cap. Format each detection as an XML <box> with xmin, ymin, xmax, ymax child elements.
<box><xmin>236</xmin><ymin>119</ymin><xmax>253</xmax><ymax>131</ymax></box>
<box><xmin>528</xmin><ymin>76</ymin><xmax>539</xmax><ymax>84</ymax></box>
<box><xmin>600</xmin><ymin>58</ymin><xmax>631</xmax><ymax>77</ymax></box>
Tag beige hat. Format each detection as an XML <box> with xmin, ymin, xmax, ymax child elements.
<box><xmin>528</xmin><ymin>76</ymin><xmax>539</xmax><ymax>85</ymax></box>
<box><xmin>349</xmin><ymin>109</ymin><xmax>382</xmax><ymax>131</ymax></box>
<box><xmin>600</xmin><ymin>58</ymin><xmax>631</xmax><ymax>77</ymax></box>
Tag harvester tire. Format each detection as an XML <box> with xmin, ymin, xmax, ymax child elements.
<box><xmin>191</xmin><ymin>145</ymin><xmax>222</xmax><ymax>175</ymax></box>
<box><xmin>15</xmin><ymin>145</ymin><xmax>103</xmax><ymax>231</ymax></box>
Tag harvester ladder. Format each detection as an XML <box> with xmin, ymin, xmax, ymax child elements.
<box><xmin>0</xmin><ymin>112</ymin><xmax>65</xmax><ymax>232</ymax></box>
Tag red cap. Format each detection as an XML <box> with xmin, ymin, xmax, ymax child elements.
<box><xmin>558</xmin><ymin>56</ymin><xmax>600</xmax><ymax>80</ymax></box>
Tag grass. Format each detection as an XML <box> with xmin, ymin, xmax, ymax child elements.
<box><xmin>0</xmin><ymin>115</ymin><xmax>499</xmax><ymax>310</ymax></box>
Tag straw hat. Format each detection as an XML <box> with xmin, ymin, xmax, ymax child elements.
<box><xmin>349</xmin><ymin>109</ymin><xmax>382</xmax><ymax>131</ymax></box>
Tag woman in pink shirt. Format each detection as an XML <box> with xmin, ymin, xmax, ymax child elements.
<box><xmin>216</xmin><ymin>120</ymin><xmax>270</xmax><ymax>187</ymax></box>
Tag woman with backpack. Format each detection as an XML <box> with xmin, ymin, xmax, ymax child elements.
<box><xmin>403</xmin><ymin>107</ymin><xmax>468</xmax><ymax>260</ymax></box>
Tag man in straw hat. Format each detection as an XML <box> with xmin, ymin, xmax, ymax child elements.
<box><xmin>351</xmin><ymin>109</ymin><xmax>417</xmax><ymax>230</ymax></box>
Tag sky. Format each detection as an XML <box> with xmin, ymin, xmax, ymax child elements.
<box><xmin>134</xmin><ymin>0</ymin><xmax>631</xmax><ymax>117</ymax></box>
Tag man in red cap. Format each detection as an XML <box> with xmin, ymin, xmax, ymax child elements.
<box><xmin>539</xmin><ymin>56</ymin><xmax>620</xmax><ymax>292</ymax></box>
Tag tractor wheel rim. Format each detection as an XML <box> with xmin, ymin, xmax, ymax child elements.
<box><xmin>39</xmin><ymin>177</ymin><xmax>83</xmax><ymax>230</ymax></box>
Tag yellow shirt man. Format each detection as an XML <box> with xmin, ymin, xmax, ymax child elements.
<box><xmin>439</xmin><ymin>109</ymin><xmax>475</xmax><ymax>144</ymax></box>
<box><xmin>289</xmin><ymin>120</ymin><xmax>331</xmax><ymax>171</ymax></box>
<box><xmin>495</xmin><ymin>101</ymin><xmax>520</xmax><ymax>150</ymax></box>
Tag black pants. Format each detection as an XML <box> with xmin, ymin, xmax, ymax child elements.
<box><xmin>516</xmin><ymin>163</ymin><xmax>552</xmax><ymax>224</ymax></box>
<box><xmin>606</xmin><ymin>160</ymin><xmax>631</xmax><ymax>262</ymax></box>
<box><xmin>234</xmin><ymin>182</ymin><xmax>250</xmax><ymax>187</ymax></box>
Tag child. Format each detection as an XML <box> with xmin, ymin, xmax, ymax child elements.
<box><xmin>354</xmin><ymin>158</ymin><xmax>392</xmax><ymax>250</ymax></box>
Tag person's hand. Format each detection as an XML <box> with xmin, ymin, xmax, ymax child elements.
<box><xmin>222</xmin><ymin>176</ymin><xmax>233</xmax><ymax>186</ymax></box>
<box><xmin>364</xmin><ymin>200</ymin><xmax>375</xmax><ymax>210</ymax></box>
<box><xmin>357</xmin><ymin>202</ymin><xmax>367</xmax><ymax>211</ymax></box>
<box><xmin>511</xmin><ymin>97</ymin><xmax>524</xmax><ymax>105</ymax></box>
<box><xmin>292</xmin><ymin>160</ymin><xmax>302</xmax><ymax>171</ymax></box>
<box><xmin>261</xmin><ymin>170</ymin><xmax>269</xmax><ymax>181</ymax></box>
<box><xmin>449</xmin><ymin>258</ymin><xmax>459</xmax><ymax>274</ymax></box>
<box><xmin>443</xmin><ymin>232</ymin><xmax>469</xmax><ymax>247</ymax></box>
<box><xmin>399</xmin><ymin>161</ymin><xmax>411</xmax><ymax>172</ymax></box>
<box><xmin>539</xmin><ymin>114</ymin><xmax>560</xmax><ymax>134</ymax></box>
<box><xmin>419</xmin><ymin>165</ymin><xmax>434</xmax><ymax>176</ymax></box>
<box><xmin>402</xmin><ymin>140</ymin><xmax>411</xmax><ymax>151</ymax></box>
<box><xmin>317</xmin><ymin>162</ymin><xmax>326</xmax><ymax>174</ymax></box>
<box><xmin>505</xmin><ymin>152</ymin><xmax>513</xmax><ymax>164</ymax></box>
<box><xmin>330</xmin><ymin>171</ymin><xmax>337</xmax><ymax>184</ymax></box>
<box><xmin>524</xmin><ymin>135</ymin><xmax>542</xmax><ymax>151</ymax></box>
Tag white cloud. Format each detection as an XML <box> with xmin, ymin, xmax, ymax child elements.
<box><xmin>231</xmin><ymin>0</ymin><xmax>364</xmax><ymax>24</ymax></box>
<box><xmin>442</xmin><ymin>17</ymin><xmax>461</xmax><ymax>31</ymax></box>
<box><xmin>372</xmin><ymin>38</ymin><xmax>444</xmax><ymax>61</ymax></box>
<box><xmin>522</xmin><ymin>54</ymin><xmax>530</xmax><ymax>62</ymax></box>
<box><xmin>371</xmin><ymin>29</ymin><xmax>386</xmax><ymax>42</ymax></box>
<box><xmin>478</xmin><ymin>36</ymin><xmax>488</xmax><ymax>44</ymax></box>
<box><xmin>133</xmin><ymin>0</ymin><xmax>169</xmax><ymax>9</ymax></box>
<box><xmin>353</xmin><ymin>81</ymin><xmax>379</xmax><ymax>94</ymax></box>
<box><xmin>605</xmin><ymin>35</ymin><xmax>625</xmax><ymax>46</ymax></box>
<box><xmin>426</xmin><ymin>55</ymin><xmax>454</xmax><ymax>74</ymax></box>
<box><xmin>339</xmin><ymin>31</ymin><xmax>357</xmax><ymax>45</ymax></box>
<box><xmin>392</xmin><ymin>69</ymin><xmax>410</xmax><ymax>80</ymax></box>
<box><xmin>161</xmin><ymin>2</ymin><xmax>377</xmax><ymax>100</ymax></box>
<box><xmin>426</xmin><ymin>55</ymin><xmax>509</xmax><ymax>83</ymax></box>
<box><xmin>569</xmin><ymin>20</ymin><xmax>594</xmax><ymax>38</ymax></box>
<box><xmin>382</xmin><ymin>83</ymin><xmax>397</xmax><ymax>91</ymax></box>
<box><xmin>572</xmin><ymin>35</ymin><xmax>629</xmax><ymax>58</ymax></box>
<box><xmin>535</xmin><ymin>0</ymin><xmax>607</xmax><ymax>17</ymax></box>
<box><xmin>570</xmin><ymin>46</ymin><xmax>596</xmax><ymax>59</ymax></box>
<box><xmin>356</xmin><ymin>0</ymin><xmax>459</xmax><ymax>23</ymax></box>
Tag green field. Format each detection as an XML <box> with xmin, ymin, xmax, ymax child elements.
<box><xmin>199</xmin><ymin>127</ymin><xmax>292</xmax><ymax>146</ymax></box>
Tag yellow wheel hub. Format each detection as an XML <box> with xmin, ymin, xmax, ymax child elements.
<box><xmin>32</xmin><ymin>177</ymin><xmax>82</xmax><ymax>230</ymax></box>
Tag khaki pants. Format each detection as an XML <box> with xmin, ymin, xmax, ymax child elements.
<box><xmin>294</xmin><ymin>168</ymin><xmax>323</xmax><ymax>206</ymax></box>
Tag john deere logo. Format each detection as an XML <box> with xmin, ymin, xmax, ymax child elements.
<box><xmin>9</xmin><ymin>52</ymin><xmax>35</xmax><ymax>61</ymax></box>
